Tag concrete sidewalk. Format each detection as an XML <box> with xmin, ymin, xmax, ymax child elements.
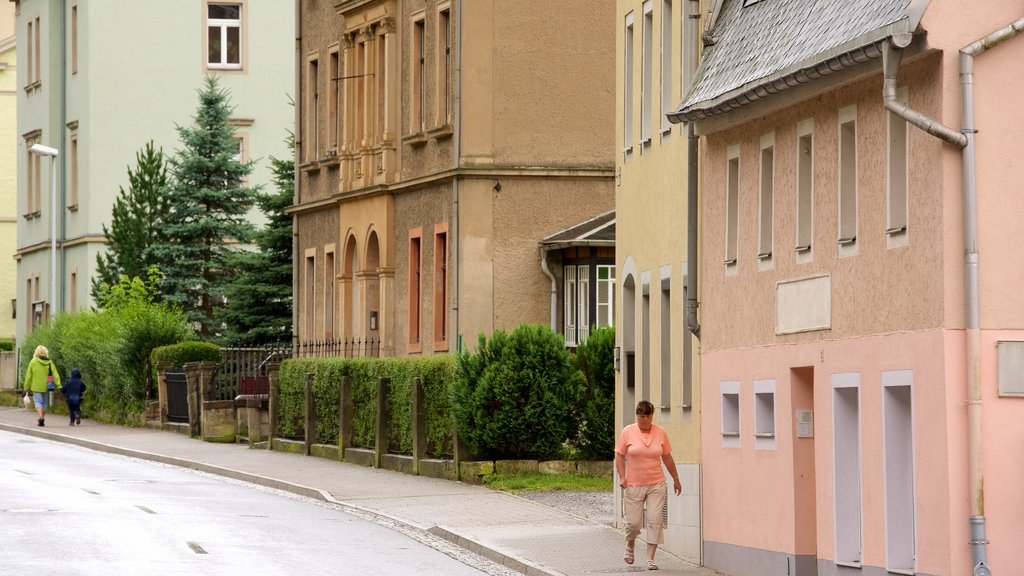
<box><xmin>0</xmin><ymin>406</ymin><xmax>721</xmax><ymax>576</ymax></box>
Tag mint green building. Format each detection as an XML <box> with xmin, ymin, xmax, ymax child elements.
<box><xmin>13</xmin><ymin>0</ymin><xmax>294</xmax><ymax>345</ymax></box>
<box><xmin>1</xmin><ymin>2</ymin><xmax>17</xmax><ymax>342</ymax></box>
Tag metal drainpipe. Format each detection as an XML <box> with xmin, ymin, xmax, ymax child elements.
<box><xmin>685</xmin><ymin>0</ymin><xmax>700</xmax><ymax>339</ymax></box>
<box><xmin>539</xmin><ymin>247</ymin><xmax>557</xmax><ymax>331</ymax></box>
<box><xmin>958</xmin><ymin>17</ymin><xmax>1024</xmax><ymax>576</ymax></box>
<box><xmin>450</xmin><ymin>0</ymin><xmax>462</xmax><ymax>352</ymax></box>
<box><xmin>292</xmin><ymin>0</ymin><xmax>302</xmax><ymax>351</ymax></box>
<box><xmin>59</xmin><ymin>0</ymin><xmax>67</xmax><ymax>315</ymax></box>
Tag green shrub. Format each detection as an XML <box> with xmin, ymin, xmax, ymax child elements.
<box><xmin>151</xmin><ymin>341</ymin><xmax>224</xmax><ymax>382</ymax></box>
<box><xmin>277</xmin><ymin>355</ymin><xmax>457</xmax><ymax>458</ymax></box>
<box><xmin>20</xmin><ymin>301</ymin><xmax>192</xmax><ymax>423</ymax></box>
<box><xmin>453</xmin><ymin>324</ymin><xmax>585</xmax><ymax>460</ymax></box>
<box><xmin>573</xmin><ymin>326</ymin><xmax>616</xmax><ymax>460</ymax></box>
<box><xmin>0</xmin><ymin>339</ymin><xmax>14</xmax><ymax>352</ymax></box>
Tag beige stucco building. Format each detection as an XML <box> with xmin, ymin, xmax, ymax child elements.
<box><xmin>615</xmin><ymin>0</ymin><xmax>703</xmax><ymax>565</ymax></box>
<box><xmin>293</xmin><ymin>0</ymin><xmax>615</xmax><ymax>357</ymax></box>
<box><xmin>13</xmin><ymin>0</ymin><xmax>293</xmax><ymax>344</ymax></box>
<box><xmin>0</xmin><ymin>2</ymin><xmax>16</xmax><ymax>341</ymax></box>
<box><xmin>671</xmin><ymin>1</ymin><xmax>1024</xmax><ymax>575</ymax></box>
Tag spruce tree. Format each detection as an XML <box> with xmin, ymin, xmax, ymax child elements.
<box><xmin>149</xmin><ymin>76</ymin><xmax>257</xmax><ymax>339</ymax></box>
<box><xmin>219</xmin><ymin>136</ymin><xmax>294</xmax><ymax>346</ymax></box>
<box><xmin>91</xmin><ymin>141</ymin><xmax>169</xmax><ymax>305</ymax></box>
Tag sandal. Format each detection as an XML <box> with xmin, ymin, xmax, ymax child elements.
<box><xmin>646</xmin><ymin>559</ymin><xmax>659</xmax><ymax>570</ymax></box>
<box><xmin>624</xmin><ymin>544</ymin><xmax>635</xmax><ymax>565</ymax></box>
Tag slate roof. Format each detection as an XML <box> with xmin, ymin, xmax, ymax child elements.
<box><xmin>671</xmin><ymin>0</ymin><xmax>930</xmax><ymax>122</ymax></box>
<box><xmin>540</xmin><ymin>210</ymin><xmax>616</xmax><ymax>249</ymax></box>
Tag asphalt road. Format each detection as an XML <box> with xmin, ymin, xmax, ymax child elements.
<box><xmin>0</xmin><ymin>431</ymin><xmax>499</xmax><ymax>576</ymax></box>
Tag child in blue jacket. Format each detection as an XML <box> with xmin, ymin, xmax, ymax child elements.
<box><xmin>61</xmin><ymin>368</ymin><xmax>87</xmax><ymax>426</ymax></box>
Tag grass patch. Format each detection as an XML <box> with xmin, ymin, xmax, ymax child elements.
<box><xmin>483</xmin><ymin>472</ymin><xmax>613</xmax><ymax>493</ymax></box>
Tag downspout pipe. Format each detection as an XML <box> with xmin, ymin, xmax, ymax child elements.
<box><xmin>451</xmin><ymin>0</ymin><xmax>462</xmax><ymax>352</ymax></box>
<box><xmin>292</xmin><ymin>0</ymin><xmax>302</xmax><ymax>351</ymax></box>
<box><xmin>685</xmin><ymin>0</ymin><xmax>700</xmax><ymax>340</ymax></box>
<box><xmin>885</xmin><ymin>17</ymin><xmax>1023</xmax><ymax>576</ymax></box>
<box><xmin>539</xmin><ymin>247</ymin><xmax>557</xmax><ymax>331</ymax></box>
<box><xmin>958</xmin><ymin>17</ymin><xmax>1024</xmax><ymax>576</ymax></box>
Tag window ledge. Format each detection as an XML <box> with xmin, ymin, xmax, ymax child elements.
<box><xmin>834</xmin><ymin>561</ymin><xmax>861</xmax><ymax>569</ymax></box>
<box><xmin>723</xmin><ymin>258</ymin><xmax>737</xmax><ymax>266</ymax></box>
<box><xmin>427</xmin><ymin>124</ymin><xmax>453</xmax><ymax>140</ymax></box>
<box><xmin>318</xmin><ymin>152</ymin><xmax>340</xmax><ymax>168</ymax></box>
<box><xmin>754</xmin><ymin>432</ymin><xmax>775</xmax><ymax>438</ymax></box>
<box><xmin>67</xmin><ymin>204</ymin><xmax>79</xmax><ymax>212</ymax></box>
<box><xmin>756</xmin><ymin>251</ymin><xmax>772</xmax><ymax>260</ymax></box>
<box><xmin>795</xmin><ymin>245</ymin><xmax>811</xmax><ymax>253</ymax></box>
<box><xmin>403</xmin><ymin>133</ymin><xmax>429</xmax><ymax>147</ymax></box>
<box><xmin>24</xmin><ymin>80</ymin><xmax>42</xmax><ymax>94</ymax></box>
<box><xmin>433</xmin><ymin>339</ymin><xmax>449</xmax><ymax>352</ymax></box>
<box><xmin>300</xmin><ymin>161</ymin><xmax>321</xmax><ymax>175</ymax></box>
<box><xmin>886</xmin><ymin>226</ymin><xmax>907</xmax><ymax>235</ymax></box>
<box><xmin>721</xmin><ymin>431</ymin><xmax>740</xmax><ymax>437</ymax></box>
<box><xmin>837</xmin><ymin>236</ymin><xmax>857</xmax><ymax>245</ymax></box>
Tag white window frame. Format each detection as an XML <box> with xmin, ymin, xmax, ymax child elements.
<box><xmin>838</xmin><ymin>105</ymin><xmax>858</xmax><ymax>254</ymax></box>
<box><xmin>757</xmin><ymin>132</ymin><xmax>774</xmax><ymax>263</ymax></box>
<box><xmin>640</xmin><ymin>1</ymin><xmax>653</xmax><ymax>145</ymax></box>
<box><xmin>596</xmin><ymin>264</ymin><xmax>616</xmax><ymax>329</ymax></box>
<box><xmin>206</xmin><ymin>2</ymin><xmax>243</xmax><ymax>71</ymax></box>
<box><xmin>623</xmin><ymin>12</ymin><xmax>635</xmax><ymax>159</ymax></box>
<box><xmin>720</xmin><ymin>380</ymin><xmax>740</xmax><ymax>448</ymax></box>
<box><xmin>887</xmin><ymin>88</ymin><xmax>909</xmax><ymax>248</ymax></box>
<box><xmin>795</xmin><ymin>119</ymin><xmax>814</xmax><ymax>259</ymax></box>
<box><xmin>660</xmin><ymin>0</ymin><xmax>673</xmax><ymax>135</ymax></box>
<box><xmin>754</xmin><ymin>379</ymin><xmax>776</xmax><ymax>450</ymax></box>
<box><xmin>725</xmin><ymin>145</ymin><xmax>740</xmax><ymax>268</ymax></box>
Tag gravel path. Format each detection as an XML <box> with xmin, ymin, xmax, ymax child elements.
<box><xmin>519</xmin><ymin>490</ymin><xmax>616</xmax><ymax>526</ymax></box>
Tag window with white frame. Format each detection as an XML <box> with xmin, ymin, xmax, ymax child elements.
<box><xmin>641</xmin><ymin>1</ymin><xmax>653</xmax><ymax>145</ymax></box>
<box><xmin>720</xmin><ymin>380</ymin><xmax>740</xmax><ymax>448</ymax></box>
<box><xmin>887</xmin><ymin>89</ymin><xmax>909</xmax><ymax>240</ymax></box>
<box><xmin>624</xmin><ymin>12</ymin><xmax>635</xmax><ymax>158</ymax></box>
<box><xmin>564</xmin><ymin>266</ymin><xmax>578</xmax><ymax>346</ymax></box>
<box><xmin>660</xmin><ymin>0</ymin><xmax>672</xmax><ymax>135</ymax></box>
<box><xmin>838</xmin><ymin>105</ymin><xmax>857</xmax><ymax>249</ymax></box>
<box><xmin>436</xmin><ymin>5</ymin><xmax>451</xmax><ymax>126</ymax></box>
<box><xmin>758</xmin><ymin>133</ymin><xmax>774</xmax><ymax>261</ymax></box>
<box><xmin>754</xmin><ymin>379</ymin><xmax>776</xmax><ymax>450</ymax></box>
<box><xmin>207</xmin><ymin>3</ymin><xmax>242</xmax><ymax>70</ymax></box>
<box><xmin>660</xmin><ymin>275</ymin><xmax>671</xmax><ymax>405</ymax></box>
<box><xmin>725</xmin><ymin>145</ymin><xmax>739</xmax><ymax>266</ymax></box>
<box><xmin>596</xmin><ymin>265</ymin><xmax>615</xmax><ymax>328</ymax></box>
<box><xmin>795</xmin><ymin>119</ymin><xmax>814</xmax><ymax>254</ymax></box>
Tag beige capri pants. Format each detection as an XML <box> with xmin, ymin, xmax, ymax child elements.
<box><xmin>623</xmin><ymin>482</ymin><xmax>667</xmax><ymax>545</ymax></box>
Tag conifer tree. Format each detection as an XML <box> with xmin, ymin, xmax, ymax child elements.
<box><xmin>148</xmin><ymin>76</ymin><xmax>257</xmax><ymax>339</ymax></box>
<box><xmin>219</xmin><ymin>136</ymin><xmax>294</xmax><ymax>346</ymax></box>
<box><xmin>91</xmin><ymin>141</ymin><xmax>169</xmax><ymax>305</ymax></box>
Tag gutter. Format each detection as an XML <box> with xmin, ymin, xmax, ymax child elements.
<box><xmin>539</xmin><ymin>247</ymin><xmax>557</xmax><ymax>331</ymax></box>
<box><xmin>451</xmin><ymin>0</ymin><xmax>461</xmax><ymax>352</ymax></box>
<box><xmin>884</xmin><ymin>16</ymin><xmax>1024</xmax><ymax>576</ymax></box>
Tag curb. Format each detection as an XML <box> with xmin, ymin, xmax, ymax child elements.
<box><xmin>0</xmin><ymin>420</ymin><xmax>555</xmax><ymax>576</ymax></box>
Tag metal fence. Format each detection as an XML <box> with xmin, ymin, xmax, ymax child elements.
<box><xmin>293</xmin><ymin>337</ymin><xmax>380</xmax><ymax>359</ymax></box>
<box><xmin>206</xmin><ymin>345</ymin><xmax>292</xmax><ymax>401</ymax></box>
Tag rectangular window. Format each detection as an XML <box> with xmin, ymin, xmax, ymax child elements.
<box><xmin>660</xmin><ymin>0</ymin><xmax>672</xmax><ymax>134</ymax></box>
<box><xmin>70</xmin><ymin>269</ymin><xmax>78</xmax><ymax>313</ymax></box>
<box><xmin>437</xmin><ymin>6</ymin><xmax>451</xmax><ymax>126</ymax></box>
<box><xmin>624</xmin><ymin>13</ymin><xmax>635</xmax><ymax>158</ymax></box>
<box><xmin>887</xmin><ymin>91</ymin><xmax>909</xmax><ymax>238</ymax></box>
<box><xmin>71</xmin><ymin>4</ymin><xmax>78</xmax><ymax>75</ymax></box>
<box><xmin>754</xmin><ymin>379</ymin><xmax>776</xmax><ymax>450</ymax></box>
<box><xmin>838</xmin><ymin>106</ymin><xmax>858</xmax><ymax>247</ymax></box>
<box><xmin>328</xmin><ymin>47</ymin><xmax>340</xmax><ymax>152</ymax></box>
<box><xmin>660</xmin><ymin>277</ymin><xmax>671</xmax><ymax>406</ymax></box>
<box><xmin>596</xmin><ymin>265</ymin><xmax>615</xmax><ymax>328</ymax></box>
<box><xmin>758</xmin><ymin>133</ymin><xmax>774</xmax><ymax>260</ymax></box>
<box><xmin>324</xmin><ymin>249</ymin><xmax>335</xmax><ymax>339</ymax></box>
<box><xmin>207</xmin><ymin>3</ymin><xmax>242</xmax><ymax>70</ymax></box>
<box><xmin>307</xmin><ymin>56</ymin><xmax>319</xmax><ymax>162</ymax></box>
<box><xmin>882</xmin><ymin>371</ymin><xmax>915</xmax><ymax>573</ymax></box>
<box><xmin>411</xmin><ymin>16</ymin><xmax>425</xmax><ymax>133</ymax></box>
<box><xmin>69</xmin><ymin>134</ymin><xmax>79</xmax><ymax>209</ymax></box>
<box><xmin>304</xmin><ymin>251</ymin><xmax>316</xmax><ymax>340</ymax></box>
<box><xmin>833</xmin><ymin>372</ymin><xmax>863</xmax><ymax>565</ymax></box>
<box><xmin>408</xmin><ymin>229</ymin><xmax>422</xmax><ymax>352</ymax></box>
<box><xmin>578</xmin><ymin>265</ymin><xmax>590</xmax><ymax>344</ymax></box>
<box><xmin>564</xmin><ymin>265</ymin><xmax>578</xmax><ymax>346</ymax></box>
<box><xmin>26</xmin><ymin>18</ymin><xmax>33</xmax><ymax>86</ymax></box>
<box><xmin>433</xmin><ymin>224</ymin><xmax>448</xmax><ymax>349</ymax></box>
<box><xmin>641</xmin><ymin>1</ymin><xmax>653</xmax><ymax>144</ymax></box>
<box><xmin>725</xmin><ymin>145</ymin><xmax>739</xmax><ymax>266</ymax></box>
<box><xmin>720</xmin><ymin>380</ymin><xmax>740</xmax><ymax>448</ymax></box>
<box><xmin>641</xmin><ymin>285</ymin><xmax>650</xmax><ymax>401</ymax></box>
<box><xmin>376</xmin><ymin>34</ymin><xmax>386</xmax><ymax>142</ymax></box>
<box><xmin>796</xmin><ymin>120</ymin><xmax>814</xmax><ymax>253</ymax></box>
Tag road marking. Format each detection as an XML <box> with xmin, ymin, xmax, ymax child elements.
<box><xmin>187</xmin><ymin>541</ymin><xmax>208</xmax><ymax>554</ymax></box>
<box><xmin>135</xmin><ymin>505</ymin><xmax>157</xmax><ymax>514</ymax></box>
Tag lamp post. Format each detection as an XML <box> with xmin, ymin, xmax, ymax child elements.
<box><xmin>29</xmin><ymin>143</ymin><xmax>59</xmax><ymax>322</ymax></box>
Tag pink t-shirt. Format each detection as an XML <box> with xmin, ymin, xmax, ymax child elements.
<box><xmin>615</xmin><ymin>423</ymin><xmax>672</xmax><ymax>487</ymax></box>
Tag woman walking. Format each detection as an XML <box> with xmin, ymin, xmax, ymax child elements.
<box><xmin>24</xmin><ymin>345</ymin><xmax>61</xmax><ymax>427</ymax></box>
<box><xmin>615</xmin><ymin>400</ymin><xmax>682</xmax><ymax>570</ymax></box>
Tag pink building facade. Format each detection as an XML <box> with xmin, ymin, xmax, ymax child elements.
<box><xmin>671</xmin><ymin>1</ymin><xmax>1024</xmax><ymax>575</ymax></box>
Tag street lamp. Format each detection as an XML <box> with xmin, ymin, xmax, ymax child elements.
<box><xmin>29</xmin><ymin>143</ymin><xmax>59</xmax><ymax>322</ymax></box>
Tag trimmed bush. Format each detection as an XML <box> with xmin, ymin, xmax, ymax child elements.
<box><xmin>453</xmin><ymin>325</ymin><xmax>585</xmax><ymax>460</ymax></box>
<box><xmin>573</xmin><ymin>326</ymin><xmax>616</xmax><ymax>460</ymax></box>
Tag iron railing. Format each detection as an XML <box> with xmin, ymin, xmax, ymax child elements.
<box><xmin>293</xmin><ymin>337</ymin><xmax>380</xmax><ymax>359</ymax></box>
